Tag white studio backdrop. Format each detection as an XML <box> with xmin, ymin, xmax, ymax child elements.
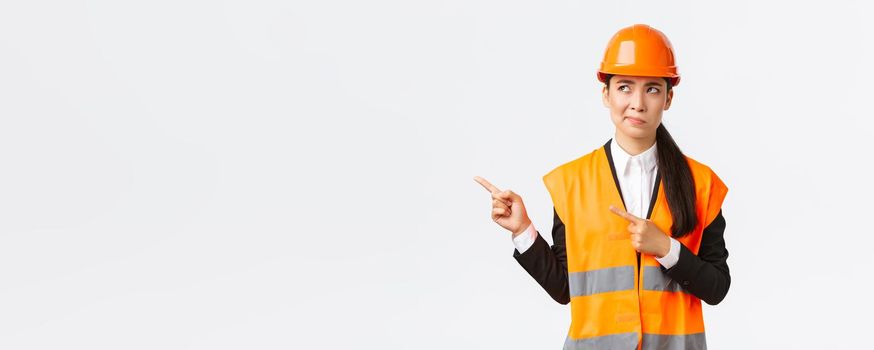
<box><xmin>0</xmin><ymin>0</ymin><xmax>871</xmax><ymax>349</ymax></box>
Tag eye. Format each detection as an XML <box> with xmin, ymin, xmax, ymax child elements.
<box><xmin>618</xmin><ymin>85</ymin><xmax>630</xmax><ymax>92</ymax></box>
<box><xmin>647</xmin><ymin>87</ymin><xmax>661</xmax><ymax>94</ymax></box>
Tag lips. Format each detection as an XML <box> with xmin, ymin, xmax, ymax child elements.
<box><xmin>624</xmin><ymin>117</ymin><xmax>645</xmax><ymax>125</ymax></box>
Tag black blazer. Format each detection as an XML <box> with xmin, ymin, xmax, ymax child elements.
<box><xmin>513</xmin><ymin>143</ymin><xmax>731</xmax><ymax>306</ymax></box>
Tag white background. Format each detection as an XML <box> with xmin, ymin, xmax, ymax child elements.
<box><xmin>1</xmin><ymin>0</ymin><xmax>872</xmax><ymax>349</ymax></box>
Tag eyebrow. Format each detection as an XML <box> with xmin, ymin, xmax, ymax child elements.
<box><xmin>615</xmin><ymin>79</ymin><xmax>664</xmax><ymax>87</ymax></box>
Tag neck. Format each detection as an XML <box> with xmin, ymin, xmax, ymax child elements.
<box><xmin>613</xmin><ymin>131</ymin><xmax>656</xmax><ymax>156</ymax></box>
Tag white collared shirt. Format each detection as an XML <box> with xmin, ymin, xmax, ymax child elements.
<box><xmin>513</xmin><ymin>138</ymin><xmax>681</xmax><ymax>269</ymax></box>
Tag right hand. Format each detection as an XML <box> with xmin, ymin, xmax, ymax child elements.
<box><xmin>473</xmin><ymin>176</ymin><xmax>532</xmax><ymax>238</ymax></box>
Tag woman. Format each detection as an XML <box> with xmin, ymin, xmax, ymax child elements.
<box><xmin>474</xmin><ymin>24</ymin><xmax>729</xmax><ymax>350</ymax></box>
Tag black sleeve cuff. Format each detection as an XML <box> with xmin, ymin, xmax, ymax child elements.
<box><xmin>664</xmin><ymin>243</ymin><xmax>696</xmax><ymax>288</ymax></box>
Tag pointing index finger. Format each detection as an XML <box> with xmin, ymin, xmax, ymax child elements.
<box><xmin>473</xmin><ymin>176</ymin><xmax>501</xmax><ymax>194</ymax></box>
<box><xmin>609</xmin><ymin>205</ymin><xmax>642</xmax><ymax>223</ymax></box>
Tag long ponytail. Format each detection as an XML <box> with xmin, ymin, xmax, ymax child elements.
<box><xmin>605</xmin><ymin>74</ymin><xmax>698</xmax><ymax>237</ymax></box>
<box><xmin>655</xmin><ymin>123</ymin><xmax>698</xmax><ymax>238</ymax></box>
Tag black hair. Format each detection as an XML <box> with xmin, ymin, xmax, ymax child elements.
<box><xmin>604</xmin><ymin>74</ymin><xmax>698</xmax><ymax>238</ymax></box>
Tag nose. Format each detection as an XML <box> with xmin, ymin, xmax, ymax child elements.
<box><xmin>630</xmin><ymin>91</ymin><xmax>646</xmax><ymax>113</ymax></box>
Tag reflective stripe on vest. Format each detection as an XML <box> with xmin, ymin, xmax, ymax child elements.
<box><xmin>563</xmin><ymin>332</ymin><xmax>638</xmax><ymax>350</ymax></box>
<box><xmin>641</xmin><ymin>332</ymin><xmax>707</xmax><ymax>350</ymax></box>
<box><xmin>563</xmin><ymin>332</ymin><xmax>707</xmax><ymax>350</ymax></box>
<box><xmin>569</xmin><ymin>265</ymin><xmax>635</xmax><ymax>297</ymax></box>
<box><xmin>642</xmin><ymin>266</ymin><xmax>688</xmax><ymax>294</ymax></box>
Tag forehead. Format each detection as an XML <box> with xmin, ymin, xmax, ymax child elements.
<box><xmin>610</xmin><ymin>75</ymin><xmax>666</xmax><ymax>86</ymax></box>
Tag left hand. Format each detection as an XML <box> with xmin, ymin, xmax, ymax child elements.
<box><xmin>609</xmin><ymin>205</ymin><xmax>671</xmax><ymax>258</ymax></box>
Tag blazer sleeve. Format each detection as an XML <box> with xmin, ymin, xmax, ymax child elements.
<box><xmin>664</xmin><ymin>209</ymin><xmax>731</xmax><ymax>305</ymax></box>
<box><xmin>512</xmin><ymin>207</ymin><xmax>570</xmax><ymax>305</ymax></box>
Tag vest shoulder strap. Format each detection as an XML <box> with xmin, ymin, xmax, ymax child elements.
<box><xmin>685</xmin><ymin>155</ymin><xmax>729</xmax><ymax>228</ymax></box>
<box><xmin>542</xmin><ymin>147</ymin><xmax>603</xmax><ymax>226</ymax></box>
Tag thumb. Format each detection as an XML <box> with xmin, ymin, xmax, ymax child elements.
<box><xmin>507</xmin><ymin>190</ymin><xmax>524</xmax><ymax>204</ymax></box>
<box><xmin>498</xmin><ymin>190</ymin><xmax>517</xmax><ymax>201</ymax></box>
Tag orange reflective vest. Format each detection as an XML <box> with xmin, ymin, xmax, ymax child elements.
<box><xmin>542</xmin><ymin>142</ymin><xmax>727</xmax><ymax>350</ymax></box>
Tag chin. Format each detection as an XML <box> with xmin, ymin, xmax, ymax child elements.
<box><xmin>621</xmin><ymin>126</ymin><xmax>651</xmax><ymax>139</ymax></box>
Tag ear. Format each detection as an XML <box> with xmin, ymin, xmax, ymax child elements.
<box><xmin>602</xmin><ymin>85</ymin><xmax>610</xmax><ymax>108</ymax></box>
<box><xmin>663</xmin><ymin>89</ymin><xmax>674</xmax><ymax>111</ymax></box>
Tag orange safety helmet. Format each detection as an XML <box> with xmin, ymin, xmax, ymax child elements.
<box><xmin>597</xmin><ymin>24</ymin><xmax>680</xmax><ymax>87</ymax></box>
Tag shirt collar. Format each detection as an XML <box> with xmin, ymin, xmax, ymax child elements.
<box><xmin>610</xmin><ymin>138</ymin><xmax>658</xmax><ymax>174</ymax></box>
